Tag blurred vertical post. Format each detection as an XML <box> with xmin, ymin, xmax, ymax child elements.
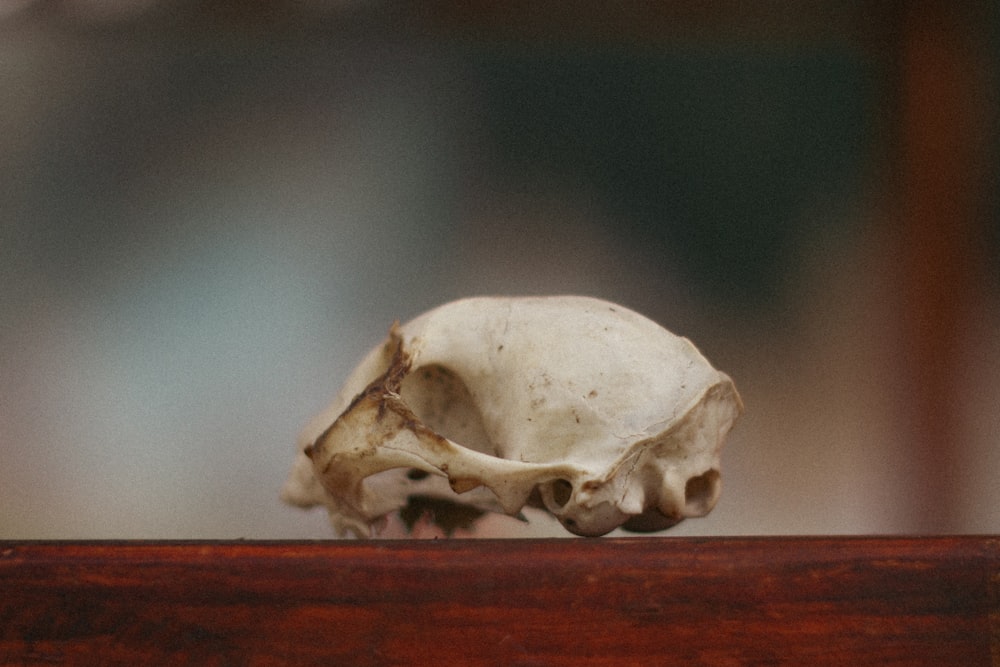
<box><xmin>894</xmin><ymin>0</ymin><xmax>994</xmax><ymax>531</ymax></box>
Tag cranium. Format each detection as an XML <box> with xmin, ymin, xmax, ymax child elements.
<box><xmin>281</xmin><ymin>296</ymin><xmax>742</xmax><ymax>537</ymax></box>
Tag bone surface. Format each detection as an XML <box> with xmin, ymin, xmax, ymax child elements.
<box><xmin>282</xmin><ymin>296</ymin><xmax>743</xmax><ymax>537</ymax></box>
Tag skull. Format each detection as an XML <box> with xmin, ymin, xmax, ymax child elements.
<box><xmin>281</xmin><ymin>296</ymin><xmax>742</xmax><ymax>537</ymax></box>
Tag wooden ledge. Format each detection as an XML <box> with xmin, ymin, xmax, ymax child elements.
<box><xmin>2</xmin><ymin>536</ymin><xmax>998</xmax><ymax>665</ymax></box>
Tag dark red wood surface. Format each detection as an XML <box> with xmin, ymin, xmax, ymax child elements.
<box><xmin>1</xmin><ymin>537</ymin><xmax>997</xmax><ymax>665</ymax></box>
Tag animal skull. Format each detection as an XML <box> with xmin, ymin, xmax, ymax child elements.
<box><xmin>281</xmin><ymin>296</ymin><xmax>742</xmax><ymax>537</ymax></box>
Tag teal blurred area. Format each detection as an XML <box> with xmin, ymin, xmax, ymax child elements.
<box><xmin>1</xmin><ymin>1</ymin><xmax>997</xmax><ymax>538</ymax></box>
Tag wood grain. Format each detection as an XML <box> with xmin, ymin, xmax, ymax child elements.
<box><xmin>1</xmin><ymin>537</ymin><xmax>997</xmax><ymax>665</ymax></box>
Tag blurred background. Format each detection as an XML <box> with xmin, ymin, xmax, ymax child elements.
<box><xmin>1</xmin><ymin>1</ymin><xmax>997</xmax><ymax>539</ymax></box>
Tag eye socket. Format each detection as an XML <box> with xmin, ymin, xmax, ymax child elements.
<box><xmin>399</xmin><ymin>364</ymin><xmax>496</xmax><ymax>456</ymax></box>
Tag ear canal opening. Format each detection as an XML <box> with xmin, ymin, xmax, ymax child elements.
<box><xmin>538</xmin><ymin>478</ymin><xmax>574</xmax><ymax>513</ymax></box>
<box><xmin>684</xmin><ymin>469</ymin><xmax>721</xmax><ymax>516</ymax></box>
<box><xmin>550</xmin><ymin>479</ymin><xmax>573</xmax><ymax>508</ymax></box>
